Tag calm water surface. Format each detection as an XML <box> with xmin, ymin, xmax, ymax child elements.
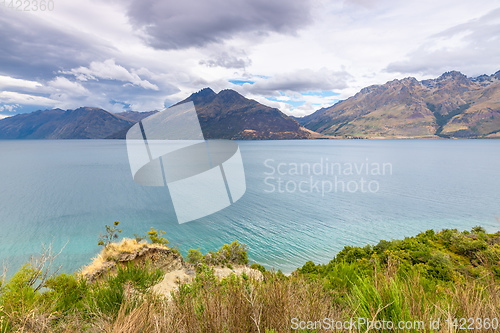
<box><xmin>0</xmin><ymin>140</ymin><xmax>498</xmax><ymax>274</ymax></box>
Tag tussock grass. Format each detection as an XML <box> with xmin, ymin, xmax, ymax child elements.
<box><xmin>79</xmin><ymin>238</ymin><xmax>169</xmax><ymax>277</ymax></box>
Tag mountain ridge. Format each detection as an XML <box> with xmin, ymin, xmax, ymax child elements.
<box><xmin>1</xmin><ymin>70</ymin><xmax>499</xmax><ymax>140</ymax></box>
<box><xmin>0</xmin><ymin>89</ymin><xmax>315</xmax><ymax>140</ymax></box>
<box><xmin>0</xmin><ymin>107</ymin><xmax>135</xmax><ymax>140</ymax></box>
<box><xmin>298</xmin><ymin>70</ymin><xmax>500</xmax><ymax>138</ymax></box>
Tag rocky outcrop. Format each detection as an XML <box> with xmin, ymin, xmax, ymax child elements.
<box><xmin>82</xmin><ymin>245</ymin><xmax>184</xmax><ymax>283</ymax></box>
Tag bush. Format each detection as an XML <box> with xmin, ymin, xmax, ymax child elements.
<box><xmin>298</xmin><ymin>261</ymin><xmax>320</xmax><ymax>275</ymax></box>
<box><xmin>0</xmin><ymin>264</ymin><xmax>40</xmax><ymax>315</ymax></box>
<box><xmin>186</xmin><ymin>241</ymin><xmax>249</xmax><ymax>267</ymax></box>
<box><xmin>216</xmin><ymin>241</ymin><xmax>249</xmax><ymax>265</ymax></box>
<box><xmin>426</xmin><ymin>253</ymin><xmax>453</xmax><ymax>281</ymax></box>
<box><xmin>472</xmin><ymin>225</ymin><xmax>486</xmax><ymax>234</ymax></box>
<box><xmin>43</xmin><ymin>273</ymin><xmax>89</xmax><ymax>313</ymax></box>
<box><xmin>187</xmin><ymin>248</ymin><xmax>203</xmax><ymax>265</ymax></box>
<box><xmin>335</xmin><ymin>246</ymin><xmax>370</xmax><ymax>263</ymax></box>
<box><xmin>146</xmin><ymin>227</ymin><xmax>169</xmax><ymax>245</ymax></box>
<box><xmin>250</xmin><ymin>263</ymin><xmax>267</xmax><ymax>274</ymax></box>
<box><xmin>374</xmin><ymin>239</ymin><xmax>392</xmax><ymax>254</ymax></box>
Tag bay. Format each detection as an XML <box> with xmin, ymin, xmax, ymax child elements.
<box><xmin>0</xmin><ymin>139</ymin><xmax>498</xmax><ymax>275</ymax></box>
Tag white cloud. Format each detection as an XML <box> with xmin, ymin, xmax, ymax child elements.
<box><xmin>2</xmin><ymin>0</ymin><xmax>500</xmax><ymax>116</ymax></box>
<box><xmin>62</xmin><ymin>59</ymin><xmax>159</xmax><ymax>90</ymax></box>
<box><xmin>0</xmin><ymin>75</ymin><xmax>43</xmax><ymax>91</ymax></box>
<box><xmin>0</xmin><ymin>104</ymin><xmax>20</xmax><ymax>113</ymax></box>
<box><xmin>47</xmin><ymin>77</ymin><xmax>90</xmax><ymax>96</ymax></box>
<box><xmin>386</xmin><ymin>7</ymin><xmax>500</xmax><ymax>77</ymax></box>
<box><xmin>0</xmin><ymin>91</ymin><xmax>56</xmax><ymax>106</ymax></box>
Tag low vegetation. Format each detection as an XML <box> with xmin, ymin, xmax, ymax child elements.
<box><xmin>186</xmin><ymin>241</ymin><xmax>249</xmax><ymax>267</ymax></box>
<box><xmin>1</xmin><ymin>224</ymin><xmax>500</xmax><ymax>332</ymax></box>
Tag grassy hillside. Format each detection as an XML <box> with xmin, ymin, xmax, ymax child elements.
<box><xmin>1</xmin><ymin>226</ymin><xmax>500</xmax><ymax>332</ymax></box>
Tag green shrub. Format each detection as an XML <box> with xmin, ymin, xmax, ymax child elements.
<box><xmin>170</xmin><ymin>246</ymin><xmax>182</xmax><ymax>257</ymax></box>
<box><xmin>374</xmin><ymin>239</ymin><xmax>392</xmax><ymax>254</ymax></box>
<box><xmin>187</xmin><ymin>248</ymin><xmax>203</xmax><ymax>265</ymax></box>
<box><xmin>472</xmin><ymin>225</ymin><xmax>486</xmax><ymax>234</ymax></box>
<box><xmin>298</xmin><ymin>261</ymin><xmax>320</xmax><ymax>275</ymax></box>
<box><xmin>216</xmin><ymin>240</ymin><xmax>249</xmax><ymax>265</ymax></box>
<box><xmin>0</xmin><ymin>264</ymin><xmax>39</xmax><ymax>309</ymax></box>
<box><xmin>146</xmin><ymin>227</ymin><xmax>169</xmax><ymax>245</ymax></box>
<box><xmin>250</xmin><ymin>263</ymin><xmax>267</xmax><ymax>274</ymax></box>
<box><xmin>426</xmin><ymin>253</ymin><xmax>453</xmax><ymax>281</ymax></box>
<box><xmin>187</xmin><ymin>241</ymin><xmax>249</xmax><ymax>267</ymax></box>
<box><xmin>43</xmin><ymin>273</ymin><xmax>89</xmax><ymax>313</ymax></box>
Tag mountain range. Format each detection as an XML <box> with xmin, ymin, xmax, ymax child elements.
<box><xmin>0</xmin><ymin>107</ymin><xmax>135</xmax><ymax>139</ymax></box>
<box><xmin>0</xmin><ymin>70</ymin><xmax>499</xmax><ymax>139</ymax></box>
<box><xmin>298</xmin><ymin>70</ymin><xmax>500</xmax><ymax>138</ymax></box>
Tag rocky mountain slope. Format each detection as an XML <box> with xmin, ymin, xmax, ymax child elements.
<box><xmin>299</xmin><ymin>71</ymin><xmax>500</xmax><ymax>138</ymax></box>
<box><xmin>0</xmin><ymin>107</ymin><xmax>135</xmax><ymax>139</ymax></box>
<box><xmin>175</xmin><ymin>88</ymin><xmax>312</xmax><ymax>139</ymax></box>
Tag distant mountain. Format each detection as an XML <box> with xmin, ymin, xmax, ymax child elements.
<box><xmin>175</xmin><ymin>88</ymin><xmax>313</xmax><ymax>139</ymax></box>
<box><xmin>299</xmin><ymin>70</ymin><xmax>500</xmax><ymax>138</ymax></box>
<box><xmin>0</xmin><ymin>107</ymin><xmax>135</xmax><ymax>139</ymax></box>
<box><xmin>0</xmin><ymin>89</ymin><xmax>315</xmax><ymax>140</ymax></box>
<box><xmin>116</xmin><ymin>110</ymin><xmax>158</xmax><ymax>122</ymax></box>
<box><xmin>3</xmin><ymin>72</ymin><xmax>499</xmax><ymax>140</ymax></box>
<box><xmin>105</xmin><ymin>110</ymin><xmax>160</xmax><ymax>139</ymax></box>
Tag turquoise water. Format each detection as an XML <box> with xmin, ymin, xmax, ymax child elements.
<box><xmin>0</xmin><ymin>140</ymin><xmax>499</xmax><ymax>275</ymax></box>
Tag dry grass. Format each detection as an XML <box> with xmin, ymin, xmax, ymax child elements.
<box><xmin>89</xmin><ymin>271</ymin><xmax>500</xmax><ymax>333</ymax></box>
<box><xmin>98</xmin><ymin>274</ymin><xmax>338</xmax><ymax>333</ymax></box>
<box><xmin>79</xmin><ymin>238</ymin><xmax>169</xmax><ymax>277</ymax></box>
<box><xmin>5</xmin><ymin>227</ymin><xmax>500</xmax><ymax>332</ymax></box>
<box><xmin>3</xmin><ymin>266</ymin><xmax>500</xmax><ymax>332</ymax></box>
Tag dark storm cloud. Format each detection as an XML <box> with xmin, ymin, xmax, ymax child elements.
<box><xmin>386</xmin><ymin>7</ymin><xmax>500</xmax><ymax>76</ymax></box>
<box><xmin>0</xmin><ymin>11</ymin><xmax>113</xmax><ymax>81</ymax></box>
<box><xmin>125</xmin><ymin>0</ymin><xmax>314</xmax><ymax>49</ymax></box>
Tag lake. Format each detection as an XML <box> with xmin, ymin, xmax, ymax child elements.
<box><xmin>0</xmin><ymin>139</ymin><xmax>499</xmax><ymax>275</ymax></box>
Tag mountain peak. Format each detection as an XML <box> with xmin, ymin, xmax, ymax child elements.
<box><xmin>194</xmin><ymin>87</ymin><xmax>216</xmax><ymax>97</ymax></box>
<box><xmin>218</xmin><ymin>89</ymin><xmax>240</xmax><ymax>96</ymax></box>
<box><xmin>436</xmin><ymin>71</ymin><xmax>468</xmax><ymax>81</ymax></box>
<box><xmin>216</xmin><ymin>89</ymin><xmax>247</xmax><ymax>103</ymax></box>
<box><xmin>177</xmin><ymin>87</ymin><xmax>217</xmax><ymax>106</ymax></box>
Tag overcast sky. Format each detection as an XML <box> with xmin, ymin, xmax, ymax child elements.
<box><xmin>1</xmin><ymin>0</ymin><xmax>499</xmax><ymax>117</ymax></box>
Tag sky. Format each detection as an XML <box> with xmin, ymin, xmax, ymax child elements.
<box><xmin>1</xmin><ymin>0</ymin><xmax>500</xmax><ymax>118</ymax></box>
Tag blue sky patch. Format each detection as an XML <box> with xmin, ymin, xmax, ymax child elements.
<box><xmin>229</xmin><ymin>79</ymin><xmax>255</xmax><ymax>86</ymax></box>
